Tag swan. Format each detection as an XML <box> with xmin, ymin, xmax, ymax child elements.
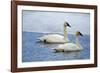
<box><xmin>38</xmin><ymin>21</ymin><xmax>71</xmax><ymax>43</ymax></box>
<box><xmin>53</xmin><ymin>31</ymin><xmax>83</xmax><ymax>52</ymax></box>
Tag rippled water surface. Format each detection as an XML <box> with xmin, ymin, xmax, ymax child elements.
<box><xmin>22</xmin><ymin>32</ymin><xmax>90</xmax><ymax>62</ymax></box>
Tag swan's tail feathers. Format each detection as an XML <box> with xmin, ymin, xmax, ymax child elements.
<box><xmin>37</xmin><ymin>37</ymin><xmax>44</xmax><ymax>41</ymax></box>
<box><xmin>37</xmin><ymin>37</ymin><xmax>41</xmax><ymax>41</ymax></box>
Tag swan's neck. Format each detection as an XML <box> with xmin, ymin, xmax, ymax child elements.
<box><xmin>64</xmin><ymin>25</ymin><xmax>67</xmax><ymax>42</ymax></box>
<box><xmin>76</xmin><ymin>36</ymin><xmax>81</xmax><ymax>47</ymax></box>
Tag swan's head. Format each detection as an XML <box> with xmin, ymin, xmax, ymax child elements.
<box><xmin>64</xmin><ymin>21</ymin><xmax>71</xmax><ymax>27</ymax></box>
<box><xmin>76</xmin><ymin>31</ymin><xmax>83</xmax><ymax>36</ymax></box>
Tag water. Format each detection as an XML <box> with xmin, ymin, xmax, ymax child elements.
<box><xmin>22</xmin><ymin>31</ymin><xmax>90</xmax><ymax>62</ymax></box>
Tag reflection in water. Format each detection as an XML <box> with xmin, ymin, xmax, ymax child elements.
<box><xmin>37</xmin><ymin>42</ymin><xmax>82</xmax><ymax>60</ymax></box>
<box><xmin>22</xmin><ymin>32</ymin><xmax>90</xmax><ymax>62</ymax></box>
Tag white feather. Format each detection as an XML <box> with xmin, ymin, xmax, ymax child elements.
<box><xmin>53</xmin><ymin>43</ymin><xmax>83</xmax><ymax>52</ymax></box>
<box><xmin>38</xmin><ymin>34</ymin><xmax>69</xmax><ymax>43</ymax></box>
<box><xmin>38</xmin><ymin>21</ymin><xmax>70</xmax><ymax>43</ymax></box>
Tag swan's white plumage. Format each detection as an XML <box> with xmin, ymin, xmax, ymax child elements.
<box><xmin>38</xmin><ymin>34</ymin><xmax>69</xmax><ymax>43</ymax></box>
<box><xmin>38</xmin><ymin>21</ymin><xmax>70</xmax><ymax>43</ymax></box>
<box><xmin>53</xmin><ymin>43</ymin><xmax>83</xmax><ymax>52</ymax></box>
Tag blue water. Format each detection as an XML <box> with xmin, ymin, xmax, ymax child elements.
<box><xmin>22</xmin><ymin>31</ymin><xmax>90</xmax><ymax>62</ymax></box>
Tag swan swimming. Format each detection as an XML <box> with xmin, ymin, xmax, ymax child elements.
<box><xmin>53</xmin><ymin>31</ymin><xmax>83</xmax><ymax>52</ymax></box>
<box><xmin>38</xmin><ymin>21</ymin><xmax>71</xmax><ymax>43</ymax></box>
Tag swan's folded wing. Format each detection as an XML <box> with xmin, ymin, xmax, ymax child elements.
<box><xmin>38</xmin><ymin>34</ymin><xmax>70</xmax><ymax>43</ymax></box>
<box><xmin>53</xmin><ymin>43</ymin><xmax>83</xmax><ymax>51</ymax></box>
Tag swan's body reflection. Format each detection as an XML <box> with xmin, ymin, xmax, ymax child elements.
<box><xmin>22</xmin><ymin>32</ymin><xmax>90</xmax><ymax>62</ymax></box>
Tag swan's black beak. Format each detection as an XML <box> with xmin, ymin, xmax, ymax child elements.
<box><xmin>66</xmin><ymin>22</ymin><xmax>71</xmax><ymax>27</ymax></box>
<box><xmin>79</xmin><ymin>32</ymin><xmax>83</xmax><ymax>36</ymax></box>
<box><xmin>76</xmin><ymin>31</ymin><xmax>83</xmax><ymax>36</ymax></box>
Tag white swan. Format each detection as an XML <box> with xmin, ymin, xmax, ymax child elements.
<box><xmin>53</xmin><ymin>31</ymin><xmax>83</xmax><ymax>52</ymax></box>
<box><xmin>38</xmin><ymin>21</ymin><xmax>71</xmax><ymax>43</ymax></box>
